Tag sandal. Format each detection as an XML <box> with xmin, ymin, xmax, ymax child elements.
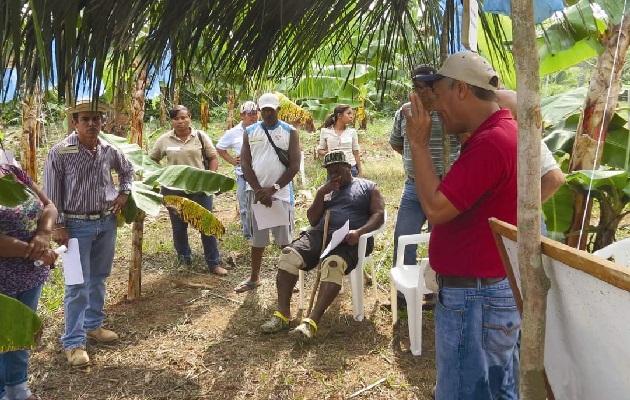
<box><xmin>234</xmin><ymin>280</ymin><xmax>261</xmax><ymax>293</ymax></box>
<box><xmin>289</xmin><ymin>318</ymin><xmax>318</xmax><ymax>340</ymax></box>
<box><xmin>261</xmin><ymin>311</ymin><xmax>290</xmax><ymax>333</ymax></box>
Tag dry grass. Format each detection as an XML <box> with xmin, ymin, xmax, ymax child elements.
<box><xmin>29</xmin><ymin>119</ymin><xmax>437</xmax><ymax>400</ymax></box>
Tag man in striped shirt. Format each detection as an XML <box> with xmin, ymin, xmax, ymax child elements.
<box><xmin>389</xmin><ymin>65</ymin><xmax>460</xmax><ymax>310</ymax></box>
<box><xmin>43</xmin><ymin>99</ymin><xmax>134</xmax><ymax>367</ymax></box>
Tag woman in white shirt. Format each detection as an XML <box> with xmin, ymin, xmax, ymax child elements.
<box><xmin>317</xmin><ymin>104</ymin><xmax>362</xmax><ymax>177</ymax></box>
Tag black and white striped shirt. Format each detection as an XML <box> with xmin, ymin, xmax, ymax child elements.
<box><xmin>43</xmin><ymin>132</ymin><xmax>134</xmax><ymax>224</ymax></box>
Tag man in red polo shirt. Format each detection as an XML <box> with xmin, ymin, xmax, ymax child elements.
<box><xmin>403</xmin><ymin>52</ymin><xmax>520</xmax><ymax>400</ymax></box>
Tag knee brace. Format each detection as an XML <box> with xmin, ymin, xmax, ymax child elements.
<box><xmin>320</xmin><ymin>255</ymin><xmax>347</xmax><ymax>285</ymax></box>
<box><xmin>277</xmin><ymin>247</ymin><xmax>304</xmax><ymax>276</ymax></box>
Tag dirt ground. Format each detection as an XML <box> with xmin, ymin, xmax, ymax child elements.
<box><xmin>28</xmin><ymin>188</ymin><xmax>438</xmax><ymax>400</ymax></box>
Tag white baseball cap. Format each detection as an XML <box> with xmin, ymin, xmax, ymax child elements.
<box><xmin>240</xmin><ymin>101</ymin><xmax>258</xmax><ymax>113</ymax></box>
<box><xmin>257</xmin><ymin>93</ymin><xmax>280</xmax><ymax>110</ymax></box>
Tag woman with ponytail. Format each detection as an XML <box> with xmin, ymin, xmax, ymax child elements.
<box><xmin>317</xmin><ymin>104</ymin><xmax>362</xmax><ymax>177</ymax></box>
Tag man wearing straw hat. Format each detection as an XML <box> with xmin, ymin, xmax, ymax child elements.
<box><xmin>260</xmin><ymin>150</ymin><xmax>385</xmax><ymax>339</ymax></box>
<box><xmin>43</xmin><ymin>99</ymin><xmax>134</xmax><ymax>367</ymax></box>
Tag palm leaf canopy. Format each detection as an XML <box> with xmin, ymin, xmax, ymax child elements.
<box><xmin>1</xmin><ymin>0</ymin><xmax>514</xmax><ymax>101</ymax></box>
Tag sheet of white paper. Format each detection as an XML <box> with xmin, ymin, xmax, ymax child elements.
<box><xmin>251</xmin><ymin>200</ymin><xmax>289</xmax><ymax>230</ymax></box>
<box><xmin>321</xmin><ymin>220</ymin><xmax>350</xmax><ymax>259</ymax></box>
<box><xmin>62</xmin><ymin>238</ymin><xmax>84</xmax><ymax>285</ymax></box>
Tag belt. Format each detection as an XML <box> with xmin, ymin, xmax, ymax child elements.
<box><xmin>407</xmin><ymin>176</ymin><xmax>414</xmax><ymax>182</ymax></box>
<box><xmin>436</xmin><ymin>274</ymin><xmax>505</xmax><ymax>288</ymax></box>
<box><xmin>64</xmin><ymin>209</ymin><xmax>113</xmax><ymax>220</ymax></box>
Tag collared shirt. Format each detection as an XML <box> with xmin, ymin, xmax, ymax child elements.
<box><xmin>389</xmin><ymin>104</ymin><xmax>460</xmax><ymax>177</ymax></box>
<box><xmin>43</xmin><ymin>132</ymin><xmax>134</xmax><ymax>224</ymax></box>
<box><xmin>431</xmin><ymin>110</ymin><xmax>517</xmax><ymax>278</ymax></box>
<box><xmin>216</xmin><ymin>122</ymin><xmax>245</xmax><ymax>175</ymax></box>
<box><xmin>317</xmin><ymin>127</ymin><xmax>360</xmax><ymax>166</ymax></box>
<box><xmin>149</xmin><ymin>127</ymin><xmax>217</xmax><ymax>169</ymax></box>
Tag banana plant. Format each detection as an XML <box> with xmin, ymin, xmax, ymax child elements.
<box><xmin>541</xmin><ymin>89</ymin><xmax>630</xmax><ymax>250</ymax></box>
<box><xmin>99</xmin><ymin>132</ymin><xmax>235</xmax><ymax>236</ymax></box>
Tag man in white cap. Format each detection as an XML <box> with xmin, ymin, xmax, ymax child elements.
<box><xmin>237</xmin><ymin>93</ymin><xmax>300</xmax><ymax>293</ymax></box>
<box><xmin>404</xmin><ymin>52</ymin><xmax>520</xmax><ymax>399</ymax></box>
<box><xmin>216</xmin><ymin>101</ymin><xmax>260</xmax><ymax>241</ymax></box>
<box><xmin>43</xmin><ymin>99</ymin><xmax>134</xmax><ymax>367</ymax></box>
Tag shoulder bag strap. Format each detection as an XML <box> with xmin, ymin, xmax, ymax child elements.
<box><xmin>261</xmin><ymin>124</ymin><xmax>284</xmax><ymax>155</ymax></box>
<box><xmin>198</xmin><ymin>132</ymin><xmax>209</xmax><ymax>169</ymax></box>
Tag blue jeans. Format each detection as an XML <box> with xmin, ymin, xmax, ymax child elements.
<box><xmin>393</xmin><ymin>178</ymin><xmax>429</xmax><ymax>266</ymax></box>
<box><xmin>61</xmin><ymin>214</ymin><xmax>118</xmax><ymax>350</ymax></box>
<box><xmin>0</xmin><ymin>284</ymin><xmax>43</xmax><ymax>400</ymax></box>
<box><xmin>236</xmin><ymin>174</ymin><xmax>251</xmax><ymax>240</ymax></box>
<box><xmin>161</xmin><ymin>187</ymin><xmax>220</xmax><ymax>268</ymax></box>
<box><xmin>435</xmin><ymin>278</ymin><xmax>520</xmax><ymax>400</ymax></box>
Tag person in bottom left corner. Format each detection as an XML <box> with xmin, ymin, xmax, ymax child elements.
<box><xmin>1</xmin><ymin>161</ymin><xmax>59</xmax><ymax>400</ymax></box>
<box><xmin>43</xmin><ymin>99</ymin><xmax>135</xmax><ymax>367</ymax></box>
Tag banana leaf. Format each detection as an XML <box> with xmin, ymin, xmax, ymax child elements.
<box><xmin>119</xmin><ymin>181</ymin><xmax>164</xmax><ymax>222</ymax></box>
<box><xmin>143</xmin><ymin>165</ymin><xmax>236</xmax><ymax>195</ymax></box>
<box><xmin>163</xmin><ymin>195</ymin><xmax>225</xmax><ymax>238</ymax></box>
<box><xmin>537</xmin><ymin>0</ymin><xmax>607</xmax><ymax>76</ymax></box>
<box><xmin>0</xmin><ymin>174</ymin><xmax>29</xmax><ymax>207</ymax></box>
<box><xmin>540</xmin><ymin>87</ymin><xmax>587</xmax><ymax>126</ymax></box>
<box><xmin>542</xmin><ymin>184</ymin><xmax>574</xmax><ymax>241</ymax></box>
<box><xmin>601</xmin><ymin>115</ymin><xmax>630</xmax><ymax>172</ymax></box>
<box><xmin>99</xmin><ymin>132</ymin><xmax>162</xmax><ymax>177</ymax></box>
<box><xmin>0</xmin><ymin>294</ymin><xmax>42</xmax><ymax>352</ymax></box>
<box><xmin>565</xmin><ymin>169</ymin><xmax>629</xmax><ymax>193</ymax></box>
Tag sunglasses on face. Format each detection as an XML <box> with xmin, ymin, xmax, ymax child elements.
<box><xmin>243</xmin><ymin>110</ymin><xmax>258</xmax><ymax>115</ymax></box>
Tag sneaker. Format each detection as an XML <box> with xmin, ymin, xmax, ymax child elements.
<box><xmin>261</xmin><ymin>311</ymin><xmax>290</xmax><ymax>334</ymax></box>
<box><xmin>65</xmin><ymin>347</ymin><xmax>89</xmax><ymax>367</ymax></box>
<box><xmin>289</xmin><ymin>318</ymin><xmax>318</xmax><ymax>340</ymax></box>
<box><xmin>87</xmin><ymin>327</ymin><xmax>119</xmax><ymax>343</ymax></box>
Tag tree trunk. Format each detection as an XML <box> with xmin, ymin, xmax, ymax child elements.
<box><xmin>160</xmin><ymin>85</ymin><xmax>167</xmax><ymax>127</ymax></box>
<box><xmin>127</xmin><ymin>63</ymin><xmax>147</xmax><ymax>301</ymax></box>
<box><xmin>129</xmin><ymin>65</ymin><xmax>147</xmax><ymax>145</ymax></box>
<box><xmin>440</xmin><ymin>0</ymin><xmax>452</xmax><ymax>174</ymax></box>
<box><xmin>200</xmin><ymin>99</ymin><xmax>209</xmax><ymax>131</ymax></box>
<box><xmin>226</xmin><ymin>89</ymin><xmax>235</xmax><ymax>130</ymax></box>
<box><xmin>512</xmin><ymin>0</ymin><xmax>549</xmax><ymax>398</ymax></box>
<box><xmin>127</xmin><ymin>210</ymin><xmax>145</xmax><ymax>300</ymax></box>
<box><xmin>566</xmin><ymin>20</ymin><xmax>630</xmax><ymax>249</ymax></box>
<box><xmin>20</xmin><ymin>82</ymin><xmax>40</xmax><ymax>182</ymax></box>
<box><xmin>593</xmin><ymin>194</ymin><xmax>624</xmax><ymax>251</ymax></box>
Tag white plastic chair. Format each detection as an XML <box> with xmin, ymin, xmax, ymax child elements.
<box><xmin>593</xmin><ymin>237</ymin><xmax>630</xmax><ymax>267</ymax></box>
<box><xmin>390</xmin><ymin>232</ymin><xmax>431</xmax><ymax>356</ymax></box>
<box><xmin>297</xmin><ymin>210</ymin><xmax>387</xmax><ymax>321</ymax></box>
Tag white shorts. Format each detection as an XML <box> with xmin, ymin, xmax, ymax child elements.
<box><xmin>246</xmin><ymin>191</ymin><xmax>294</xmax><ymax>247</ymax></box>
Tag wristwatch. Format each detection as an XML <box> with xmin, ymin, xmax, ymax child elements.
<box><xmin>273</xmin><ymin>183</ymin><xmax>281</xmax><ymax>191</ymax></box>
<box><xmin>120</xmin><ymin>189</ymin><xmax>131</xmax><ymax>195</ymax></box>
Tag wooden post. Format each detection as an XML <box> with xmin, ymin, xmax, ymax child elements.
<box><xmin>512</xmin><ymin>0</ymin><xmax>549</xmax><ymax>399</ymax></box>
<box><xmin>127</xmin><ymin>62</ymin><xmax>148</xmax><ymax>301</ymax></box>
<box><xmin>127</xmin><ymin>210</ymin><xmax>145</xmax><ymax>300</ymax></box>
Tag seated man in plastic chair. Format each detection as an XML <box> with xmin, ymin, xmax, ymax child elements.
<box><xmin>261</xmin><ymin>150</ymin><xmax>385</xmax><ymax>339</ymax></box>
